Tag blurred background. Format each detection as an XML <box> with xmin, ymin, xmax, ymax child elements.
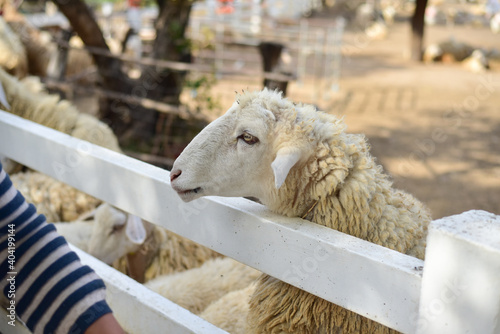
<box><xmin>1</xmin><ymin>0</ymin><xmax>498</xmax><ymax>219</ymax></box>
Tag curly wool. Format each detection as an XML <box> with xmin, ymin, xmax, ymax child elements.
<box><xmin>0</xmin><ymin>68</ymin><xmax>120</xmax><ymax>152</ymax></box>
<box><xmin>10</xmin><ymin>171</ymin><xmax>101</xmax><ymax>222</ymax></box>
<box><xmin>234</xmin><ymin>90</ymin><xmax>431</xmax><ymax>333</ymax></box>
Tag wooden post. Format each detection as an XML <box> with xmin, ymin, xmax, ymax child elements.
<box><xmin>46</xmin><ymin>29</ymin><xmax>72</xmax><ymax>80</ymax></box>
<box><xmin>259</xmin><ymin>42</ymin><xmax>289</xmax><ymax>95</ymax></box>
<box><xmin>417</xmin><ymin>210</ymin><xmax>500</xmax><ymax>334</ymax></box>
<box><xmin>410</xmin><ymin>0</ymin><xmax>428</xmax><ymax>61</ymax></box>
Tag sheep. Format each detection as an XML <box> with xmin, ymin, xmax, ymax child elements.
<box><xmin>10</xmin><ymin>171</ymin><xmax>101</xmax><ymax>222</ymax></box>
<box><xmin>0</xmin><ymin>67</ymin><xmax>222</xmax><ymax>284</ymax></box>
<box><xmin>0</xmin><ymin>67</ymin><xmax>121</xmax><ymax>153</ymax></box>
<box><xmin>3</xmin><ymin>9</ymin><xmax>94</xmax><ymax>80</ymax></box>
<box><xmin>145</xmin><ymin>257</ymin><xmax>261</xmax><ymax>314</ymax></box>
<box><xmin>0</xmin><ymin>66</ymin><xmax>120</xmax><ymax>182</ymax></box>
<box><xmin>170</xmin><ymin>88</ymin><xmax>431</xmax><ymax>333</ymax></box>
<box><xmin>45</xmin><ymin>201</ymin><xmax>222</xmax><ymax>284</ymax></box>
<box><xmin>52</xmin><ymin>220</ymin><xmax>94</xmax><ymax>251</ymax></box>
<box><xmin>80</xmin><ymin>203</ymin><xmax>222</xmax><ymax>283</ymax></box>
<box><xmin>0</xmin><ymin>16</ymin><xmax>28</xmax><ymax>78</ymax></box>
<box><xmin>200</xmin><ymin>282</ymin><xmax>257</xmax><ymax>334</ymax></box>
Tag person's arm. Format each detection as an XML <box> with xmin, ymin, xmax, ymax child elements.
<box><xmin>85</xmin><ymin>313</ymin><xmax>125</xmax><ymax>334</ymax></box>
<box><xmin>0</xmin><ymin>163</ymin><xmax>124</xmax><ymax>334</ymax></box>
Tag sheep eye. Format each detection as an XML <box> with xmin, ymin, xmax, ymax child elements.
<box><xmin>109</xmin><ymin>223</ymin><xmax>125</xmax><ymax>235</ymax></box>
<box><xmin>239</xmin><ymin>132</ymin><xmax>259</xmax><ymax>145</ymax></box>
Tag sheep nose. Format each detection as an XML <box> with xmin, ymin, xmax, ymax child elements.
<box><xmin>170</xmin><ymin>169</ymin><xmax>182</xmax><ymax>182</ymax></box>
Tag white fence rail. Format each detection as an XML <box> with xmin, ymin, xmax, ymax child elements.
<box><xmin>1</xmin><ymin>110</ymin><xmax>499</xmax><ymax>334</ymax></box>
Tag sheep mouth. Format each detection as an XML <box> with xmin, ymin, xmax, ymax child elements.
<box><xmin>174</xmin><ymin>187</ymin><xmax>203</xmax><ymax>201</ymax></box>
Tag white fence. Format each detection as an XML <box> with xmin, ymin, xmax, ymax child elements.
<box><xmin>1</xmin><ymin>110</ymin><xmax>499</xmax><ymax>334</ymax></box>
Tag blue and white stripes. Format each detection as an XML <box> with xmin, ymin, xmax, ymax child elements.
<box><xmin>0</xmin><ymin>163</ymin><xmax>111</xmax><ymax>334</ymax></box>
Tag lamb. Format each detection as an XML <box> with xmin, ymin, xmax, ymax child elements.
<box><xmin>170</xmin><ymin>88</ymin><xmax>431</xmax><ymax>333</ymax></box>
<box><xmin>145</xmin><ymin>257</ymin><xmax>261</xmax><ymax>314</ymax></box>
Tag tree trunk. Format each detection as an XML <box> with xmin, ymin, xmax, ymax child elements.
<box><xmin>143</xmin><ymin>0</ymin><xmax>193</xmax><ymax>103</ymax></box>
<box><xmin>52</xmin><ymin>0</ymin><xmax>129</xmax><ymax>87</ymax></box>
<box><xmin>52</xmin><ymin>0</ymin><xmax>195</xmax><ymax>145</ymax></box>
<box><xmin>410</xmin><ymin>0</ymin><xmax>428</xmax><ymax>61</ymax></box>
<box><xmin>52</xmin><ymin>0</ymin><xmax>141</xmax><ymax>138</ymax></box>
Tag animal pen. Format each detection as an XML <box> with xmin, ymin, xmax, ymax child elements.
<box><xmin>32</xmin><ymin>0</ymin><xmax>345</xmax><ymax>109</ymax></box>
<box><xmin>1</xmin><ymin>109</ymin><xmax>500</xmax><ymax>333</ymax></box>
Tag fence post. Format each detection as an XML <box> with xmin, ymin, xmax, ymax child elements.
<box><xmin>416</xmin><ymin>210</ymin><xmax>500</xmax><ymax>334</ymax></box>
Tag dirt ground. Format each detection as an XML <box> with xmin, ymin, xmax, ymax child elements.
<box><xmin>71</xmin><ymin>15</ymin><xmax>498</xmax><ymax>220</ymax></box>
<box><xmin>208</xmin><ymin>20</ymin><xmax>500</xmax><ymax>220</ymax></box>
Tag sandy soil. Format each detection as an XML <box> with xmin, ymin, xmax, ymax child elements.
<box><xmin>208</xmin><ymin>20</ymin><xmax>500</xmax><ymax>220</ymax></box>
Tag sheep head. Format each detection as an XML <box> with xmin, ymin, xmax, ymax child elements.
<box><xmin>87</xmin><ymin>203</ymin><xmax>147</xmax><ymax>264</ymax></box>
<box><xmin>171</xmin><ymin>89</ymin><xmax>347</xmax><ymax>212</ymax></box>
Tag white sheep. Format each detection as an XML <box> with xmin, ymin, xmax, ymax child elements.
<box><xmin>0</xmin><ymin>67</ymin><xmax>121</xmax><ymax>152</ymax></box>
<box><xmin>52</xmin><ymin>220</ymin><xmax>94</xmax><ymax>251</ymax></box>
<box><xmin>73</xmin><ymin>203</ymin><xmax>222</xmax><ymax>283</ymax></box>
<box><xmin>46</xmin><ymin>202</ymin><xmax>222</xmax><ymax>283</ymax></box>
<box><xmin>200</xmin><ymin>282</ymin><xmax>256</xmax><ymax>334</ymax></box>
<box><xmin>0</xmin><ymin>16</ymin><xmax>27</xmax><ymax>78</ymax></box>
<box><xmin>10</xmin><ymin>171</ymin><xmax>101</xmax><ymax>222</ymax></box>
<box><xmin>0</xmin><ymin>67</ymin><xmax>119</xmax><ymax>220</ymax></box>
<box><xmin>145</xmin><ymin>257</ymin><xmax>261</xmax><ymax>315</ymax></box>
<box><xmin>170</xmin><ymin>88</ymin><xmax>431</xmax><ymax>333</ymax></box>
<box><xmin>4</xmin><ymin>12</ymin><xmax>94</xmax><ymax>80</ymax></box>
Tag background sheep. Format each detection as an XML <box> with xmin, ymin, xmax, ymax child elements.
<box><xmin>170</xmin><ymin>89</ymin><xmax>431</xmax><ymax>333</ymax></box>
<box><xmin>145</xmin><ymin>257</ymin><xmax>260</xmax><ymax>315</ymax></box>
<box><xmin>0</xmin><ymin>67</ymin><xmax>221</xmax><ymax>285</ymax></box>
<box><xmin>107</xmin><ymin>213</ymin><xmax>223</xmax><ymax>283</ymax></box>
<box><xmin>1</xmin><ymin>2</ymin><xmax>94</xmax><ymax>80</ymax></box>
<box><xmin>0</xmin><ymin>67</ymin><xmax>117</xmax><ymax>219</ymax></box>
<box><xmin>200</xmin><ymin>282</ymin><xmax>256</xmax><ymax>334</ymax></box>
<box><xmin>10</xmin><ymin>171</ymin><xmax>101</xmax><ymax>222</ymax></box>
<box><xmin>52</xmin><ymin>220</ymin><xmax>94</xmax><ymax>251</ymax></box>
<box><xmin>0</xmin><ymin>67</ymin><xmax>120</xmax><ymax>152</ymax></box>
<box><xmin>0</xmin><ymin>16</ymin><xmax>27</xmax><ymax>78</ymax></box>
<box><xmin>51</xmin><ymin>203</ymin><xmax>222</xmax><ymax>283</ymax></box>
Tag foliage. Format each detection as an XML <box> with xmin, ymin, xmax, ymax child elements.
<box><xmin>182</xmin><ymin>74</ymin><xmax>221</xmax><ymax>114</ymax></box>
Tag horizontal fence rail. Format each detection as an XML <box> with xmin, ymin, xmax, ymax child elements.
<box><xmin>1</xmin><ymin>110</ymin><xmax>425</xmax><ymax>333</ymax></box>
<box><xmin>71</xmin><ymin>246</ymin><xmax>228</xmax><ymax>334</ymax></box>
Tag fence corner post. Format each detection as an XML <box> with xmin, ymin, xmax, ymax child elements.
<box><xmin>416</xmin><ymin>210</ymin><xmax>500</xmax><ymax>334</ymax></box>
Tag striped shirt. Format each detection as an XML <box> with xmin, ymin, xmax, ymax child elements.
<box><xmin>0</xmin><ymin>163</ymin><xmax>112</xmax><ymax>333</ymax></box>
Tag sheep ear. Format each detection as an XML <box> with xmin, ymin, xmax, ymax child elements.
<box><xmin>0</xmin><ymin>81</ymin><xmax>11</xmax><ymax>111</ymax></box>
<box><xmin>125</xmin><ymin>214</ymin><xmax>147</xmax><ymax>245</ymax></box>
<box><xmin>271</xmin><ymin>147</ymin><xmax>302</xmax><ymax>189</ymax></box>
